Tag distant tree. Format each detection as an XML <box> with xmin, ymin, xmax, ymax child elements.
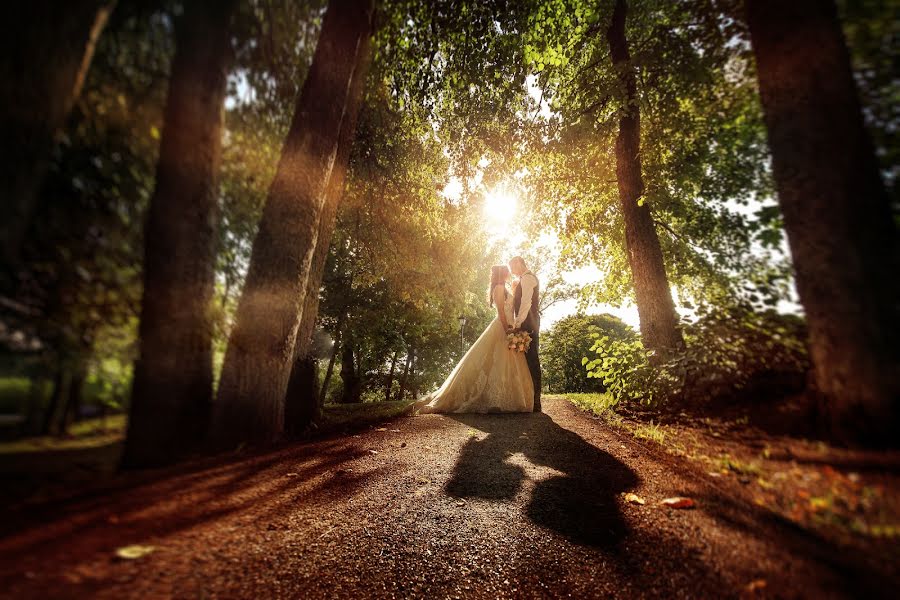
<box><xmin>214</xmin><ymin>0</ymin><xmax>376</xmax><ymax>445</ymax></box>
<box><xmin>541</xmin><ymin>313</ymin><xmax>633</xmax><ymax>393</ymax></box>
<box><xmin>746</xmin><ymin>0</ymin><xmax>900</xmax><ymax>445</ymax></box>
<box><xmin>0</xmin><ymin>1</ymin><xmax>116</xmax><ymax>270</ymax></box>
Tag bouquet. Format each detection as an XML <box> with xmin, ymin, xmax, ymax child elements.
<box><xmin>506</xmin><ymin>329</ymin><xmax>532</xmax><ymax>353</ymax></box>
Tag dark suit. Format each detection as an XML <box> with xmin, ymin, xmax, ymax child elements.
<box><xmin>513</xmin><ymin>272</ymin><xmax>541</xmax><ymax>411</ymax></box>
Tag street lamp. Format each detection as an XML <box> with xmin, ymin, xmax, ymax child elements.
<box><xmin>457</xmin><ymin>314</ymin><xmax>467</xmax><ymax>355</ymax></box>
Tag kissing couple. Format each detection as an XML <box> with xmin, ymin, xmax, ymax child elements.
<box><xmin>418</xmin><ymin>256</ymin><xmax>542</xmax><ymax>414</ymax></box>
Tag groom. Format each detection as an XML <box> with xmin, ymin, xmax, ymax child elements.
<box><xmin>508</xmin><ymin>256</ymin><xmax>542</xmax><ymax>412</ymax></box>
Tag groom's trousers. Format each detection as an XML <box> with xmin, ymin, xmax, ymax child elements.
<box><xmin>525</xmin><ymin>329</ymin><xmax>541</xmax><ymax>411</ymax></box>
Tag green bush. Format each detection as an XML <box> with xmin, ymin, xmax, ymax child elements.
<box><xmin>585</xmin><ymin>306</ymin><xmax>809</xmax><ymax>408</ymax></box>
<box><xmin>542</xmin><ymin>313</ymin><xmax>634</xmax><ymax>393</ymax></box>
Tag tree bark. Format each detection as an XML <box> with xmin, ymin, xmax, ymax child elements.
<box><xmin>339</xmin><ymin>336</ymin><xmax>362</xmax><ymax>404</ymax></box>
<box><xmin>59</xmin><ymin>360</ymin><xmax>86</xmax><ymax>437</ymax></box>
<box><xmin>283</xmin><ymin>27</ymin><xmax>373</xmax><ymax>431</ymax></box>
<box><xmin>284</xmin><ymin>355</ymin><xmax>319</xmax><ymax>435</ymax></box>
<box><xmin>746</xmin><ymin>0</ymin><xmax>900</xmax><ymax>446</ymax></box>
<box><xmin>213</xmin><ymin>0</ymin><xmax>375</xmax><ymax>445</ymax></box>
<box><xmin>122</xmin><ymin>0</ymin><xmax>238</xmax><ymax>467</ymax></box>
<box><xmin>0</xmin><ymin>1</ymin><xmax>115</xmax><ymax>269</ymax></box>
<box><xmin>396</xmin><ymin>350</ymin><xmax>412</xmax><ymax>401</ymax></box>
<box><xmin>320</xmin><ymin>334</ymin><xmax>341</xmax><ymax>403</ymax></box>
<box><xmin>41</xmin><ymin>363</ymin><xmax>70</xmax><ymax>436</ymax></box>
<box><xmin>606</xmin><ymin>0</ymin><xmax>684</xmax><ymax>358</ymax></box>
<box><xmin>384</xmin><ymin>351</ymin><xmax>398</xmax><ymax>402</ymax></box>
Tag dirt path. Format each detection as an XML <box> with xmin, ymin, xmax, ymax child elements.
<box><xmin>0</xmin><ymin>396</ymin><xmax>892</xmax><ymax>599</ymax></box>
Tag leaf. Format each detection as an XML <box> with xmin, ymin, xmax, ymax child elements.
<box><xmin>660</xmin><ymin>497</ymin><xmax>695</xmax><ymax>509</ymax></box>
<box><xmin>623</xmin><ymin>492</ymin><xmax>645</xmax><ymax>505</ymax></box>
<box><xmin>115</xmin><ymin>545</ymin><xmax>156</xmax><ymax>560</ymax></box>
<box><xmin>745</xmin><ymin>579</ymin><xmax>767</xmax><ymax>593</ymax></box>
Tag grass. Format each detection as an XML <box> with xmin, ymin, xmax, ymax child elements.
<box><xmin>0</xmin><ymin>377</ymin><xmax>36</xmax><ymax>414</ymax></box>
<box><xmin>564</xmin><ymin>392</ymin><xmax>668</xmax><ymax>445</ymax></box>
<box><xmin>633</xmin><ymin>421</ymin><xmax>666</xmax><ymax>444</ymax></box>
<box><xmin>0</xmin><ymin>414</ymin><xmax>127</xmax><ymax>454</ymax></box>
<box><xmin>565</xmin><ymin>392</ymin><xmax>618</xmax><ymax>418</ymax></box>
<box><xmin>319</xmin><ymin>399</ymin><xmax>417</xmax><ymax>432</ymax></box>
<box><xmin>713</xmin><ymin>452</ymin><xmax>762</xmax><ymax>476</ymax></box>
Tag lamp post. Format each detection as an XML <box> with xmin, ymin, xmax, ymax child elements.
<box><xmin>457</xmin><ymin>314</ymin><xmax>467</xmax><ymax>355</ymax></box>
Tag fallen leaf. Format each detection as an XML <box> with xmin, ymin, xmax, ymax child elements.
<box><xmin>745</xmin><ymin>579</ymin><xmax>767</xmax><ymax>592</ymax></box>
<box><xmin>623</xmin><ymin>492</ymin><xmax>646</xmax><ymax>505</ymax></box>
<box><xmin>660</xmin><ymin>497</ymin><xmax>695</xmax><ymax>509</ymax></box>
<box><xmin>115</xmin><ymin>545</ymin><xmax>156</xmax><ymax>560</ymax></box>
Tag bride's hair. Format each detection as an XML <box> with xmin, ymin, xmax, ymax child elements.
<box><xmin>488</xmin><ymin>265</ymin><xmax>510</xmax><ymax>307</ymax></box>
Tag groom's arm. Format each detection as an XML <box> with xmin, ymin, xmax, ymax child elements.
<box><xmin>514</xmin><ymin>273</ymin><xmax>537</xmax><ymax>328</ymax></box>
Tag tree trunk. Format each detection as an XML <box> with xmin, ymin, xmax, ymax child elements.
<box><xmin>214</xmin><ymin>0</ymin><xmax>375</xmax><ymax>446</ymax></box>
<box><xmin>41</xmin><ymin>363</ymin><xmax>70</xmax><ymax>436</ymax></box>
<box><xmin>284</xmin><ymin>355</ymin><xmax>319</xmax><ymax>435</ymax></box>
<box><xmin>59</xmin><ymin>360</ymin><xmax>86</xmax><ymax>437</ymax></box>
<box><xmin>283</xmin><ymin>27</ymin><xmax>373</xmax><ymax>431</ymax></box>
<box><xmin>410</xmin><ymin>348</ymin><xmax>420</xmax><ymax>399</ymax></box>
<box><xmin>122</xmin><ymin>0</ymin><xmax>238</xmax><ymax>468</ymax></box>
<box><xmin>384</xmin><ymin>351</ymin><xmax>398</xmax><ymax>402</ymax></box>
<box><xmin>0</xmin><ymin>1</ymin><xmax>115</xmax><ymax>269</ymax></box>
<box><xmin>320</xmin><ymin>334</ymin><xmax>340</xmax><ymax>404</ymax></box>
<box><xmin>339</xmin><ymin>336</ymin><xmax>362</xmax><ymax>404</ymax></box>
<box><xmin>396</xmin><ymin>350</ymin><xmax>412</xmax><ymax>401</ymax></box>
<box><xmin>606</xmin><ymin>0</ymin><xmax>684</xmax><ymax>358</ymax></box>
<box><xmin>746</xmin><ymin>0</ymin><xmax>900</xmax><ymax>446</ymax></box>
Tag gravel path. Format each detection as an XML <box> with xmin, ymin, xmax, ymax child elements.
<box><xmin>0</xmin><ymin>396</ymin><xmax>891</xmax><ymax>599</ymax></box>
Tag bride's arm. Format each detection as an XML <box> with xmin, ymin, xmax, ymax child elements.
<box><xmin>493</xmin><ymin>285</ymin><xmax>510</xmax><ymax>330</ymax></box>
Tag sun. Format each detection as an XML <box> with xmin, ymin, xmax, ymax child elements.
<box><xmin>483</xmin><ymin>185</ymin><xmax>518</xmax><ymax>223</ymax></box>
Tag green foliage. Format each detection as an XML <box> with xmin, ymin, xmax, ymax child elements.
<box><xmin>529</xmin><ymin>0</ymin><xmax>786</xmax><ymax>307</ymax></box>
<box><xmin>838</xmin><ymin>0</ymin><xmax>899</xmax><ymax>210</ymax></box>
<box><xmin>586</xmin><ymin>306</ymin><xmax>809</xmax><ymax>407</ymax></box>
<box><xmin>541</xmin><ymin>313</ymin><xmax>633</xmax><ymax>393</ymax></box>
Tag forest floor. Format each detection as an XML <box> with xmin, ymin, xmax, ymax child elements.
<box><xmin>0</xmin><ymin>396</ymin><xmax>898</xmax><ymax>599</ymax></box>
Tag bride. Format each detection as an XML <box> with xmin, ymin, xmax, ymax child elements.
<box><xmin>418</xmin><ymin>265</ymin><xmax>534</xmax><ymax>414</ymax></box>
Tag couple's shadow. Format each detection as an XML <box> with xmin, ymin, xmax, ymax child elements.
<box><xmin>446</xmin><ymin>412</ymin><xmax>639</xmax><ymax>549</ymax></box>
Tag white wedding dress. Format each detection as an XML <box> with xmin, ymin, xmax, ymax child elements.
<box><xmin>419</xmin><ymin>286</ymin><xmax>534</xmax><ymax>414</ymax></box>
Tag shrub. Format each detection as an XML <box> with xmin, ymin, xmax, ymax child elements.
<box><xmin>585</xmin><ymin>306</ymin><xmax>809</xmax><ymax>408</ymax></box>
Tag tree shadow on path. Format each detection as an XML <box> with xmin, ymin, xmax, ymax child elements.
<box><xmin>446</xmin><ymin>412</ymin><xmax>640</xmax><ymax>550</ymax></box>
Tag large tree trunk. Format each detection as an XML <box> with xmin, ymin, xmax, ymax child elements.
<box><xmin>122</xmin><ymin>0</ymin><xmax>238</xmax><ymax>468</ymax></box>
<box><xmin>0</xmin><ymin>1</ymin><xmax>115</xmax><ymax>269</ymax></box>
<box><xmin>214</xmin><ymin>0</ymin><xmax>375</xmax><ymax>445</ymax></box>
<box><xmin>384</xmin><ymin>351</ymin><xmax>398</xmax><ymax>402</ymax></box>
<box><xmin>606</xmin><ymin>0</ymin><xmax>684</xmax><ymax>358</ymax></box>
<box><xmin>283</xmin><ymin>28</ymin><xmax>373</xmax><ymax>432</ymax></box>
<box><xmin>746</xmin><ymin>0</ymin><xmax>900</xmax><ymax>446</ymax></box>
